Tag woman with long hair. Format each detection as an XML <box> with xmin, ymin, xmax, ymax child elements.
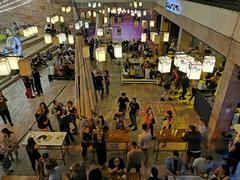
<box><xmin>0</xmin><ymin>91</ymin><xmax>13</xmax><ymax>126</ymax></box>
<box><xmin>144</xmin><ymin>108</ymin><xmax>155</xmax><ymax>139</ymax></box>
<box><xmin>35</xmin><ymin>102</ymin><xmax>54</xmax><ymax>131</ymax></box>
<box><xmin>26</xmin><ymin>137</ymin><xmax>41</xmax><ymax>171</ymax></box>
<box><xmin>1</xmin><ymin>128</ymin><xmax>18</xmax><ymax>160</ymax></box>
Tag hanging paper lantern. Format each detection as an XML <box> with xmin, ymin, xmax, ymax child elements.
<box><xmin>139</xmin><ymin>1</ymin><xmax>143</xmax><ymax>7</ymax></box>
<box><xmin>44</xmin><ymin>34</ymin><xmax>52</xmax><ymax>44</ymax></box>
<box><xmin>150</xmin><ymin>20</ymin><xmax>155</xmax><ymax>27</ymax></box>
<box><xmin>58</xmin><ymin>33</ymin><xmax>67</xmax><ymax>44</ymax></box>
<box><xmin>141</xmin><ymin>33</ymin><xmax>147</xmax><ymax>42</ymax></box>
<box><xmin>0</xmin><ymin>58</ymin><xmax>11</xmax><ymax>76</ymax></box>
<box><xmin>142</xmin><ymin>20</ymin><xmax>148</xmax><ymax>29</ymax></box>
<box><xmin>60</xmin><ymin>16</ymin><xmax>64</xmax><ymax>22</ymax></box>
<box><xmin>129</xmin><ymin>2</ymin><xmax>133</xmax><ymax>7</ymax></box>
<box><xmin>85</xmin><ymin>22</ymin><xmax>89</xmax><ymax>28</ymax></box>
<box><xmin>104</xmin><ymin>17</ymin><xmax>108</xmax><ymax>24</ymax></box>
<box><xmin>114</xmin><ymin>45</ymin><xmax>122</xmax><ymax>58</ymax></box>
<box><xmin>158</xmin><ymin>56</ymin><xmax>172</xmax><ymax>73</ymax></box>
<box><xmin>68</xmin><ymin>35</ymin><xmax>74</xmax><ymax>44</ymax></box>
<box><xmin>174</xmin><ymin>52</ymin><xmax>187</xmax><ymax>67</ymax></box>
<box><xmin>88</xmin><ymin>2</ymin><xmax>91</xmax><ymax>7</ymax></box>
<box><xmin>107</xmin><ymin>7</ymin><xmax>111</xmax><ymax>13</ymax></box>
<box><xmin>93</xmin><ymin>11</ymin><xmax>97</xmax><ymax>17</ymax></box>
<box><xmin>97</xmin><ymin>28</ymin><xmax>104</xmax><ymax>36</ymax></box>
<box><xmin>131</xmin><ymin>11</ymin><xmax>135</xmax><ymax>16</ymax></box>
<box><xmin>111</xmin><ymin>8</ymin><xmax>117</xmax><ymax>14</ymax></box>
<box><xmin>87</xmin><ymin>11</ymin><xmax>92</xmax><ymax>18</ymax></box>
<box><xmin>46</xmin><ymin>17</ymin><xmax>51</xmax><ymax>23</ymax></box>
<box><xmin>134</xmin><ymin>1</ymin><xmax>138</xmax><ymax>8</ymax></box>
<box><xmin>23</xmin><ymin>29</ymin><xmax>30</xmax><ymax>37</ymax></box>
<box><xmin>98</xmin><ymin>2</ymin><xmax>101</xmax><ymax>7</ymax></box>
<box><xmin>66</xmin><ymin>6</ymin><xmax>71</xmax><ymax>13</ymax></box>
<box><xmin>82</xmin><ymin>46</ymin><xmax>90</xmax><ymax>58</ymax></box>
<box><xmin>187</xmin><ymin>61</ymin><xmax>202</xmax><ymax>80</ymax></box>
<box><xmin>127</xmin><ymin>9</ymin><xmax>130</xmax><ymax>14</ymax></box>
<box><xmin>163</xmin><ymin>32</ymin><xmax>170</xmax><ymax>42</ymax></box>
<box><xmin>95</xmin><ymin>47</ymin><xmax>106</xmax><ymax>62</ymax></box>
<box><xmin>7</xmin><ymin>56</ymin><xmax>20</xmax><ymax>70</ymax></box>
<box><xmin>75</xmin><ymin>22</ymin><xmax>80</xmax><ymax>30</ymax></box>
<box><xmin>32</xmin><ymin>26</ymin><xmax>38</xmax><ymax>34</ymax></box>
<box><xmin>179</xmin><ymin>56</ymin><xmax>195</xmax><ymax>73</ymax></box>
<box><xmin>143</xmin><ymin>10</ymin><xmax>147</xmax><ymax>16</ymax></box>
<box><xmin>202</xmin><ymin>56</ymin><xmax>216</xmax><ymax>73</ymax></box>
<box><xmin>62</xmin><ymin>7</ymin><xmax>66</xmax><ymax>12</ymax></box>
<box><xmin>92</xmin><ymin>2</ymin><xmax>97</xmax><ymax>8</ymax></box>
<box><xmin>150</xmin><ymin>32</ymin><xmax>158</xmax><ymax>41</ymax></box>
<box><xmin>137</xmin><ymin>10</ymin><xmax>141</xmax><ymax>17</ymax></box>
<box><xmin>79</xmin><ymin>21</ymin><xmax>83</xmax><ymax>27</ymax></box>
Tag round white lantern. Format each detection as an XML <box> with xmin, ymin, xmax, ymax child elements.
<box><xmin>141</xmin><ymin>33</ymin><xmax>147</xmax><ymax>42</ymax></box>
<box><xmin>95</xmin><ymin>47</ymin><xmax>106</xmax><ymax>62</ymax></box>
<box><xmin>202</xmin><ymin>56</ymin><xmax>216</xmax><ymax>73</ymax></box>
<box><xmin>0</xmin><ymin>58</ymin><xmax>11</xmax><ymax>76</ymax></box>
<box><xmin>158</xmin><ymin>56</ymin><xmax>172</xmax><ymax>73</ymax></box>
<box><xmin>44</xmin><ymin>34</ymin><xmax>52</xmax><ymax>44</ymax></box>
<box><xmin>114</xmin><ymin>45</ymin><xmax>122</xmax><ymax>58</ymax></box>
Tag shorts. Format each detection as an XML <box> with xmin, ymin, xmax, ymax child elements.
<box><xmin>187</xmin><ymin>150</ymin><xmax>201</xmax><ymax>159</ymax></box>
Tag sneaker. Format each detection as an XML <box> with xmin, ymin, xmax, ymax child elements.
<box><xmin>160</xmin><ymin>97</ymin><xmax>165</xmax><ymax>101</ymax></box>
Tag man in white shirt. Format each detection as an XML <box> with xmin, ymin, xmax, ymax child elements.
<box><xmin>192</xmin><ymin>155</ymin><xmax>213</xmax><ymax>177</ymax></box>
<box><xmin>138</xmin><ymin>123</ymin><xmax>152</xmax><ymax>167</ymax></box>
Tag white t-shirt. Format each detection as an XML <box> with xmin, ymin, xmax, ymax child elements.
<box><xmin>193</xmin><ymin>158</ymin><xmax>213</xmax><ymax>175</ymax></box>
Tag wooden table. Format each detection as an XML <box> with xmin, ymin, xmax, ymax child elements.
<box><xmin>155</xmin><ymin>129</ymin><xmax>188</xmax><ymax>161</ymax></box>
<box><xmin>2</xmin><ymin>176</ymin><xmax>38</xmax><ymax>180</ymax></box>
<box><xmin>168</xmin><ymin>175</ymin><xmax>201</xmax><ymax>180</ymax></box>
<box><xmin>103</xmin><ymin>172</ymin><xmax>140</xmax><ymax>180</ymax></box>
<box><xmin>105</xmin><ymin>129</ymin><xmax>130</xmax><ymax>160</ymax></box>
<box><xmin>22</xmin><ymin>131</ymin><xmax>68</xmax><ymax>164</ymax></box>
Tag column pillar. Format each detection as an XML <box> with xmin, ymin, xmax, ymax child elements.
<box><xmin>177</xmin><ymin>27</ymin><xmax>182</xmax><ymax>50</ymax></box>
<box><xmin>207</xmin><ymin>60</ymin><xmax>240</xmax><ymax>148</ymax></box>
<box><xmin>179</xmin><ymin>30</ymin><xmax>192</xmax><ymax>51</ymax></box>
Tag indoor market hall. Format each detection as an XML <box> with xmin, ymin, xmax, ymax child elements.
<box><xmin>0</xmin><ymin>0</ymin><xmax>240</xmax><ymax>180</ymax></box>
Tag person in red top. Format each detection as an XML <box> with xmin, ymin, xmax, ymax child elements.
<box><xmin>162</xmin><ymin>110</ymin><xmax>174</xmax><ymax>129</ymax></box>
<box><xmin>144</xmin><ymin>108</ymin><xmax>155</xmax><ymax>139</ymax></box>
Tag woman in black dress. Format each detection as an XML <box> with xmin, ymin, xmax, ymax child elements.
<box><xmin>26</xmin><ymin>137</ymin><xmax>41</xmax><ymax>171</ymax></box>
<box><xmin>93</xmin><ymin>133</ymin><xmax>107</xmax><ymax>168</ymax></box>
<box><xmin>33</xmin><ymin>68</ymin><xmax>43</xmax><ymax>96</ymax></box>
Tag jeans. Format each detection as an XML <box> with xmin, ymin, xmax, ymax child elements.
<box><xmin>0</xmin><ymin>109</ymin><xmax>12</xmax><ymax>124</ymax></box>
<box><xmin>129</xmin><ymin>113</ymin><xmax>137</xmax><ymax>129</ymax></box>
<box><xmin>179</xmin><ymin>88</ymin><xmax>187</xmax><ymax>99</ymax></box>
<box><xmin>65</xmin><ymin>130</ymin><xmax>75</xmax><ymax>145</ymax></box>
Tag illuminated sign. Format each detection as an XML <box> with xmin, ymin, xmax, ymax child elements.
<box><xmin>165</xmin><ymin>0</ymin><xmax>181</xmax><ymax>15</ymax></box>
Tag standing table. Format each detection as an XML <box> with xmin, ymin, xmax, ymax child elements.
<box><xmin>105</xmin><ymin>129</ymin><xmax>130</xmax><ymax>160</ymax></box>
<box><xmin>155</xmin><ymin>129</ymin><xmax>188</xmax><ymax>161</ymax></box>
<box><xmin>22</xmin><ymin>131</ymin><xmax>68</xmax><ymax>164</ymax></box>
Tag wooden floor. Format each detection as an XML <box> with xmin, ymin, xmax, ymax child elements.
<box><xmin>0</xmin><ymin>60</ymin><xmax>201</xmax><ymax>178</ymax></box>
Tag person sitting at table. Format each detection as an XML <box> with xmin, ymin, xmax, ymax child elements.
<box><xmin>93</xmin><ymin>133</ymin><xmax>107</xmax><ymax>169</ymax></box>
<box><xmin>108</xmin><ymin>157</ymin><xmax>125</xmax><ymax>173</ymax></box>
<box><xmin>162</xmin><ymin>110</ymin><xmax>174</xmax><ymax>129</ymax></box>
<box><xmin>127</xmin><ymin>141</ymin><xmax>144</xmax><ymax>173</ymax></box>
<box><xmin>213</xmin><ymin>164</ymin><xmax>230</xmax><ymax>180</ymax></box>
<box><xmin>1</xmin><ymin>128</ymin><xmax>18</xmax><ymax>161</ymax></box>
<box><xmin>66</xmin><ymin>100</ymin><xmax>78</xmax><ymax>133</ymax></box>
<box><xmin>164</xmin><ymin>151</ymin><xmax>186</xmax><ymax>178</ymax></box>
<box><xmin>192</xmin><ymin>155</ymin><xmax>214</xmax><ymax>178</ymax></box>
<box><xmin>59</xmin><ymin>109</ymin><xmax>75</xmax><ymax>145</ymax></box>
<box><xmin>35</xmin><ymin>107</ymin><xmax>53</xmax><ymax>132</ymax></box>
<box><xmin>129</xmin><ymin>65</ymin><xmax>137</xmax><ymax>78</ymax></box>
<box><xmin>183</xmin><ymin>125</ymin><xmax>203</xmax><ymax>168</ymax></box>
<box><xmin>148</xmin><ymin>167</ymin><xmax>161</xmax><ymax>180</ymax></box>
<box><xmin>114</xmin><ymin>110</ymin><xmax>125</xmax><ymax>129</ymax></box>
